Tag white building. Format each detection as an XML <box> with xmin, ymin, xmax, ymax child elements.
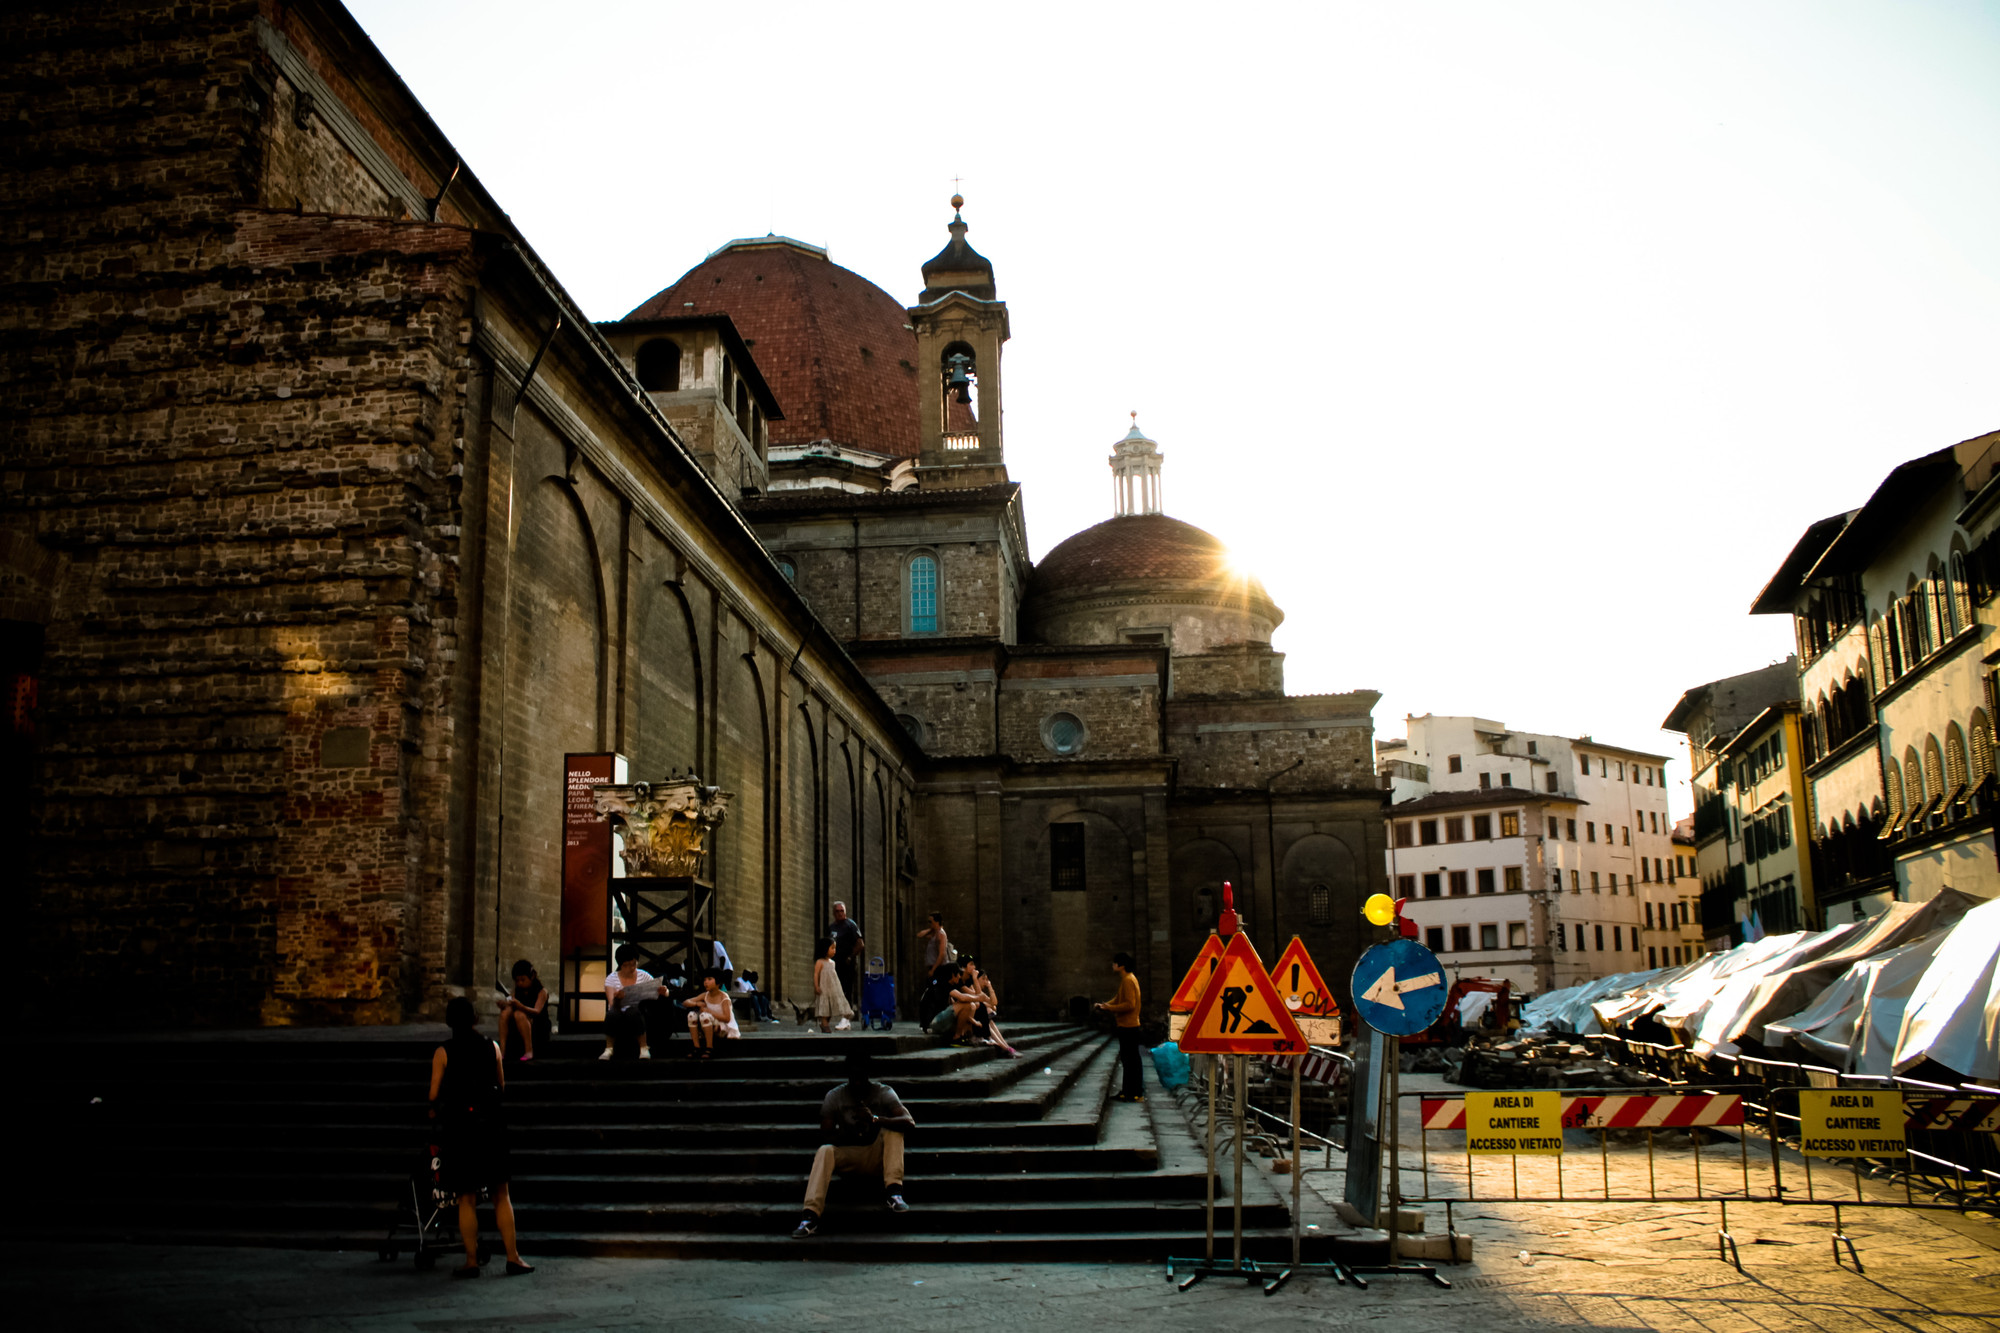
<box><xmin>1379</xmin><ymin>715</ymin><xmax>1676</xmax><ymax>994</ymax></box>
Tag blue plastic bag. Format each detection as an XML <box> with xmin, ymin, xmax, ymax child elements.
<box><xmin>1149</xmin><ymin>1042</ymin><xmax>1191</xmax><ymax>1090</ymax></box>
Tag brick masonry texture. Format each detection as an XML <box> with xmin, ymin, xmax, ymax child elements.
<box><xmin>2</xmin><ymin>1</ymin><xmax>919</xmax><ymax>1027</ymax></box>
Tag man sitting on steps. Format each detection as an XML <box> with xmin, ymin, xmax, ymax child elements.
<box><xmin>792</xmin><ymin>1051</ymin><xmax>915</xmax><ymax>1238</ymax></box>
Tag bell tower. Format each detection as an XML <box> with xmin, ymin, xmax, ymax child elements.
<box><xmin>911</xmin><ymin>194</ymin><xmax>1010</xmax><ymax>488</ymax></box>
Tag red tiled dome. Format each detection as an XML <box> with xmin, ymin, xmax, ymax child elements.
<box><xmin>626</xmin><ymin>238</ymin><xmax>922</xmax><ymax>458</ymax></box>
<box><xmin>1029</xmin><ymin>514</ymin><xmax>1274</xmax><ymax>606</ymax></box>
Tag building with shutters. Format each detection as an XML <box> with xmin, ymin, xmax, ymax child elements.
<box><xmin>1378</xmin><ymin>715</ymin><xmax>1675</xmax><ymax>993</ymax></box>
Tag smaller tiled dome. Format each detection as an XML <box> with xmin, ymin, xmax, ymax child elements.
<box><xmin>1024</xmin><ymin>514</ymin><xmax>1282</xmax><ymax>651</ymax></box>
<box><xmin>1032</xmin><ymin>515</ymin><xmax>1241</xmax><ymax>594</ymax></box>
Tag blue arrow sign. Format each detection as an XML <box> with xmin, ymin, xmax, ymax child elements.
<box><xmin>1350</xmin><ymin>939</ymin><xmax>1449</xmax><ymax>1037</ymax></box>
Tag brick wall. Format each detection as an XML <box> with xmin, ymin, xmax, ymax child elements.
<box><xmin>2</xmin><ymin>3</ymin><xmax>476</xmax><ymax>1023</ymax></box>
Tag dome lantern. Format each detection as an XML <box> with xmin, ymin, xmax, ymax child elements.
<box><xmin>1110</xmin><ymin>413</ymin><xmax>1163</xmax><ymax>517</ymax></box>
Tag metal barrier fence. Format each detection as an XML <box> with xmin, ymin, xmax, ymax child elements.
<box><xmin>1403</xmin><ymin>1047</ymin><xmax>2000</xmax><ymax>1272</ymax></box>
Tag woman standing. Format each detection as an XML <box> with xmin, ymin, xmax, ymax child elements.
<box><xmin>428</xmin><ymin>997</ymin><xmax>531</xmax><ymax>1278</ymax></box>
<box><xmin>812</xmin><ymin>936</ymin><xmax>854</xmax><ymax>1033</ymax></box>
<box><xmin>682</xmin><ymin>968</ymin><xmax>740</xmax><ymax>1058</ymax></box>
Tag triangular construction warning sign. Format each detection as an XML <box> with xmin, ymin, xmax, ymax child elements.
<box><xmin>1168</xmin><ymin>932</ymin><xmax>1227</xmax><ymax>1011</ymax></box>
<box><xmin>1270</xmin><ymin>936</ymin><xmax>1339</xmax><ymax>1018</ymax></box>
<box><xmin>1177</xmin><ymin>933</ymin><xmax>1307</xmax><ymax>1055</ymax></box>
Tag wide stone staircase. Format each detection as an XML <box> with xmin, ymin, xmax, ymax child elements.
<box><xmin>23</xmin><ymin>1020</ymin><xmax>1379</xmax><ymax>1264</ymax></box>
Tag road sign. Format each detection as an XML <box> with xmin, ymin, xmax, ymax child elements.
<box><xmin>1269</xmin><ymin>936</ymin><xmax>1338</xmax><ymax>1017</ymax></box>
<box><xmin>1168</xmin><ymin>932</ymin><xmax>1227</xmax><ymax>1011</ymax></box>
<box><xmin>1463</xmin><ymin>1091</ymin><xmax>1564</xmax><ymax>1155</ymax></box>
<box><xmin>1176</xmin><ymin>933</ymin><xmax>1307</xmax><ymax>1055</ymax></box>
<box><xmin>1349</xmin><ymin>939</ymin><xmax>1448</xmax><ymax>1037</ymax></box>
<box><xmin>1799</xmin><ymin>1088</ymin><xmax>1906</xmax><ymax>1158</ymax></box>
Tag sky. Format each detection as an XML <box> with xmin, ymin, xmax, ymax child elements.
<box><xmin>348</xmin><ymin>0</ymin><xmax>2000</xmax><ymax>817</ymax></box>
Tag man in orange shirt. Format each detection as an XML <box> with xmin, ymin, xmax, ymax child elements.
<box><xmin>1093</xmin><ymin>951</ymin><xmax>1145</xmax><ymax>1103</ymax></box>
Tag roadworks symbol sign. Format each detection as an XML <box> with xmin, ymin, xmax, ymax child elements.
<box><xmin>1177</xmin><ymin>933</ymin><xmax>1307</xmax><ymax>1055</ymax></box>
<box><xmin>1464</xmin><ymin>1090</ymin><xmax>1564</xmax><ymax>1155</ymax></box>
<box><xmin>1798</xmin><ymin>1089</ymin><xmax>1906</xmax><ymax>1158</ymax></box>
<box><xmin>1269</xmin><ymin>936</ymin><xmax>1338</xmax><ymax>1017</ymax></box>
<box><xmin>1169</xmin><ymin>932</ymin><xmax>1227</xmax><ymax>1011</ymax></box>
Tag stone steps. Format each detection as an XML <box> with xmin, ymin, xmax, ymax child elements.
<box><xmin>20</xmin><ymin>1020</ymin><xmax>1387</xmax><ymax>1264</ymax></box>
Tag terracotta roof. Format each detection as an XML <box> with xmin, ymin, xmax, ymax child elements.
<box><xmin>740</xmin><ymin>482</ymin><xmax>1016</xmax><ymax>516</ymax></box>
<box><xmin>1390</xmin><ymin>788</ymin><xmax>1587</xmax><ymax>815</ymax></box>
<box><xmin>627</xmin><ymin>238</ymin><xmax>922</xmax><ymax>458</ymax></box>
<box><xmin>1028</xmin><ymin>514</ymin><xmax>1274</xmax><ymax>606</ymax></box>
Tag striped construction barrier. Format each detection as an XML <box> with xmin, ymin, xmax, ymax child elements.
<box><xmin>1262</xmin><ymin>1050</ymin><xmax>1347</xmax><ymax>1087</ymax></box>
<box><xmin>1903</xmin><ymin>1096</ymin><xmax>2000</xmax><ymax>1134</ymax></box>
<box><xmin>1421</xmin><ymin>1092</ymin><xmax>1745</xmax><ymax>1131</ymax></box>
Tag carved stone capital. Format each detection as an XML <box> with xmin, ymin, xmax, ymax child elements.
<box><xmin>591</xmin><ymin>777</ymin><xmax>733</xmax><ymax>878</ymax></box>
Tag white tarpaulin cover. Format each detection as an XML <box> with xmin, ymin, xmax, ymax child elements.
<box><xmin>1455</xmin><ymin>989</ymin><xmax>1496</xmax><ymax>1027</ymax></box>
<box><xmin>1888</xmin><ymin>894</ymin><xmax>2000</xmax><ymax>1080</ymax></box>
<box><xmin>1761</xmin><ymin>935</ymin><xmax>1944</xmax><ymax>1068</ymax></box>
<box><xmin>1528</xmin><ymin>892</ymin><xmax>2000</xmax><ymax>1080</ymax></box>
<box><xmin>1521</xmin><ymin>969</ymin><xmax>1663</xmax><ymax>1034</ymax></box>
<box><xmin>1736</xmin><ymin>892</ymin><xmax>1981</xmax><ymax>1047</ymax></box>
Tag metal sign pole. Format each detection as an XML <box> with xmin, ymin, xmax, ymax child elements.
<box><xmin>1387</xmin><ymin>1034</ymin><xmax>1402</xmax><ymax>1265</ymax></box>
<box><xmin>1233</xmin><ymin>1053</ymin><xmax>1247</xmax><ymax>1269</ymax></box>
<box><xmin>1205</xmin><ymin>1056</ymin><xmax>1218</xmax><ymax>1261</ymax></box>
<box><xmin>1291</xmin><ymin>1055</ymin><xmax>1303</xmax><ymax>1266</ymax></box>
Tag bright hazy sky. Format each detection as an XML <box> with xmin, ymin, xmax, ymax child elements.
<box><xmin>349</xmin><ymin>1</ymin><xmax>2000</xmax><ymax>816</ymax></box>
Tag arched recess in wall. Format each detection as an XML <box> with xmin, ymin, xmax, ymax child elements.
<box><xmin>1171</xmin><ymin>837</ymin><xmax>1242</xmax><ymax>945</ymax></box>
<box><xmin>1038</xmin><ymin>811</ymin><xmax>1135</xmax><ymax>1010</ymax></box>
<box><xmin>1280</xmin><ymin>833</ymin><xmax>1361</xmax><ymax>1009</ymax></box>
<box><xmin>503</xmin><ymin>479</ymin><xmax>606</xmax><ymax>963</ymax></box>
<box><xmin>713</xmin><ymin>643</ymin><xmax>767</xmax><ymax>978</ymax></box>
<box><xmin>784</xmin><ymin>698</ymin><xmax>822</xmax><ymax>1001</ymax></box>
<box><xmin>632</xmin><ymin>575</ymin><xmax>702</xmax><ymax>777</ymax></box>
<box><xmin>829</xmin><ymin>736</ymin><xmax>858</xmax><ymax>937</ymax></box>
<box><xmin>865</xmin><ymin>767</ymin><xmax>889</xmax><ymax>978</ymax></box>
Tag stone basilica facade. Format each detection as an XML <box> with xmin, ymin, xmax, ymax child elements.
<box><xmin>2</xmin><ymin>0</ymin><xmax>1388</xmax><ymax>1026</ymax></box>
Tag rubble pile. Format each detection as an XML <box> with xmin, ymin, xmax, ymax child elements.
<box><xmin>1437</xmin><ymin>1032</ymin><xmax>1665</xmax><ymax>1090</ymax></box>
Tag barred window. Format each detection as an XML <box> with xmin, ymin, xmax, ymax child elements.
<box><xmin>1309</xmin><ymin>883</ymin><xmax>1331</xmax><ymax>926</ymax></box>
<box><xmin>1050</xmin><ymin>823</ymin><xmax>1085</xmax><ymax>892</ymax></box>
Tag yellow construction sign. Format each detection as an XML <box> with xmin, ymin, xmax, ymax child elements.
<box><xmin>1798</xmin><ymin>1089</ymin><xmax>1906</xmax><ymax>1158</ymax></box>
<box><xmin>1176</xmin><ymin>933</ymin><xmax>1307</xmax><ymax>1056</ymax></box>
<box><xmin>1464</xmin><ymin>1090</ymin><xmax>1564</xmax><ymax>1155</ymax></box>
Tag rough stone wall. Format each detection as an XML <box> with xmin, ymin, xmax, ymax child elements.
<box><xmin>998</xmin><ymin>678</ymin><xmax>1163</xmax><ymax>760</ymax></box>
<box><xmin>2</xmin><ymin>3</ymin><xmax>473</xmax><ymax>1023</ymax></box>
<box><xmin>1167</xmin><ymin>703</ymin><xmax>1376</xmax><ymax>790</ymax></box>
<box><xmin>1173</xmin><ymin>645</ymin><xmax>1286</xmax><ymax>699</ymax></box>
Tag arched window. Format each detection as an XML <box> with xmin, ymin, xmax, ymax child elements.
<box><xmin>1884</xmin><ymin>756</ymin><xmax>1905</xmax><ymax>833</ymax></box>
<box><xmin>636</xmin><ymin>338</ymin><xmax>682</xmax><ymax>391</ymax></box>
<box><xmin>775</xmin><ymin>558</ymin><xmax>796</xmax><ymax>583</ymax></box>
<box><xmin>907</xmin><ymin>554</ymin><xmax>938</xmax><ymax>634</ymax></box>
<box><xmin>1868</xmin><ymin>621</ymin><xmax>1888</xmax><ymax>692</ymax></box>
<box><xmin>895</xmin><ymin>713</ymin><xmax>925</xmax><ymax>747</ymax></box>
<box><xmin>1924</xmin><ymin>738</ymin><xmax>1947</xmax><ymax>827</ymax></box>
<box><xmin>1952</xmin><ymin>546</ymin><xmax>1975</xmax><ymax>630</ymax></box>
<box><xmin>734</xmin><ymin>381</ymin><xmax>751</xmax><ymax>437</ymax></box>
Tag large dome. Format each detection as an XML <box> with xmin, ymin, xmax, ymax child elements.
<box><xmin>1024</xmin><ymin>514</ymin><xmax>1282</xmax><ymax>652</ymax></box>
<box><xmin>627</xmin><ymin>237</ymin><xmax>921</xmax><ymax>458</ymax></box>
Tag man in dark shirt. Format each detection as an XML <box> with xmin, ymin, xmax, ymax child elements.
<box><xmin>792</xmin><ymin>1052</ymin><xmax>915</xmax><ymax>1237</ymax></box>
<box><xmin>826</xmin><ymin>900</ymin><xmax>864</xmax><ymax>1010</ymax></box>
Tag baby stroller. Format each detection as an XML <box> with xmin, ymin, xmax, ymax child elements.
<box><xmin>861</xmin><ymin>957</ymin><xmax>897</xmax><ymax>1030</ymax></box>
<box><xmin>377</xmin><ymin>1140</ymin><xmax>451</xmax><ymax>1269</ymax></box>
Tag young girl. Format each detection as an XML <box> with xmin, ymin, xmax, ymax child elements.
<box><xmin>682</xmin><ymin>968</ymin><xmax>739</xmax><ymax>1058</ymax></box>
<box><xmin>952</xmin><ymin>957</ymin><xmax>1019</xmax><ymax>1056</ymax></box>
<box><xmin>812</xmin><ymin>935</ymin><xmax>854</xmax><ymax>1033</ymax></box>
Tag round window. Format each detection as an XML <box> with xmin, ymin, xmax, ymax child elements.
<box><xmin>1044</xmin><ymin>711</ymin><xmax>1086</xmax><ymax>756</ymax></box>
<box><xmin>896</xmin><ymin>713</ymin><xmax>925</xmax><ymax>746</ymax></box>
